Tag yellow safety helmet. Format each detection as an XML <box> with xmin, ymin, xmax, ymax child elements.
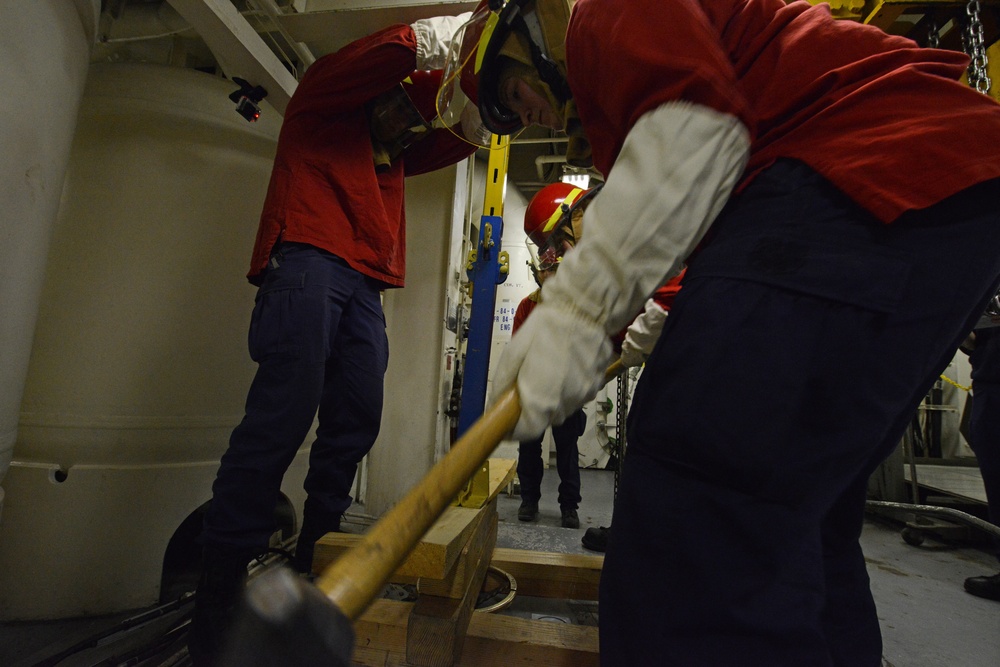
<box><xmin>436</xmin><ymin>0</ymin><xmax>575</xmax><ymax>140</ymax></box>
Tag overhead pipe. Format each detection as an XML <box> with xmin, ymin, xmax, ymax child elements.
<box><xmin>535</xmin><ymin>153</ymin><xmax>567</xmax><ymax>181</ymax></box>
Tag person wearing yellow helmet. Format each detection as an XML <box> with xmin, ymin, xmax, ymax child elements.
<box><xmin>452</xmin><ymin>1</ymin><xmax>1000</xmax><ymax>665</ymax></box>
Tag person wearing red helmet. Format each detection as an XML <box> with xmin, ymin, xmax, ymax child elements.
<box><xmin>519</xmin><ymin>181</ymin><xmax>687</xmax><ymax>538</ymax></box>
<box><xmin>190</xmin><ymin>14</ymin><xmax>484</xmax><ymax>666</ymax></box>
<box><xmin>452</xmin><ymin>1</ymin><xmax>1000</xmax><ymax>665</ymax></box>
<box><xmin>513</xmin><ymin>182</ymin><xmax>594</xmax><ymax>528</ymax></box>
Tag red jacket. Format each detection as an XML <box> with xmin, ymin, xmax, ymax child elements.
<box><xmin>567</xmin><ymin>0</ymin><xmax>1000</xmax><ymax>224</ymax></box>
<box><xmin>248</xmin><ymin>25</ymin><xmax>477</xmax><ymax>286</ymax></box>
<box><xmin>512</xmin><ymin>289</ymin><xmax>541</xmax><ymax>335</ymax></box>
<box><xmin>611</xmin><ymin>270</ymin><xmax>686</xmax><ymax>352</ymax></box>
<box><xmin>650</xmin><ymin>270</ymin><xmax>685</xmax><ymax>313</ymax></box>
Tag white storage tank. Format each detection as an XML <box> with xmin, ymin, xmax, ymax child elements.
<box><xmin>0</xmin><ymin>62</ymin><xmax>309</xmax><ymax>620</ymax></box>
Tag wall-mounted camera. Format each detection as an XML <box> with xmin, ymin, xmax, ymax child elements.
<box><xmin>229</xmin><ymin>77</ymin><xmax>268</xmax><ymax>122</ymax></box>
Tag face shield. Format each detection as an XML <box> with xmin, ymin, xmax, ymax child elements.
<box><xmin>435</xmin><ymin>3</ymin><xmax>504</xmax><ymax>148</ymax></box>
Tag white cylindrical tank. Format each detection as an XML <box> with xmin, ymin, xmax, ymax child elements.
<box><xmin>0</xmin><ymin>62</ymin><xmax>311</xmax><ymax>620</ymax></box>
<box><xmin>0</xmin><ymin>0</ymin><xmax>100</xmax><ymax>519</ymax></box>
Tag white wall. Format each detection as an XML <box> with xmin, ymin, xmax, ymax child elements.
<box><xmin>365</xmin><ymin>164</ymin><xmax>468</xmax><ymax>516</ymax></box>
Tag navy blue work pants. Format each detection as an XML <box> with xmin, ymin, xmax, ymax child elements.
<box><xmin>518</xmin><ymin>408</ymin><xmax>585</xmax><ymax>510</ymax></box>
<box><xmin>201</xmin><ymin>243</ymin><xmax>389</xmax><ymax>556</ymax></box>
<box><xmin>969</xmin><ymin>327</ymin><xmax>1000</xmax><ymax>561</ymax></box>
<box><xmin>600</xmin><ymin>161</ymin><xmax>1000</xmax><ymax>667</ymax></box>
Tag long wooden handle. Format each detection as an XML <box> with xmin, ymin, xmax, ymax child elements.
<box><xmin>316</xmin><ymin>359</ymin><xmax>627</xmax><ymax>620</ymax></box>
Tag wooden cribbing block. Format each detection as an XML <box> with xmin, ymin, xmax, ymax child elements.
<box><xmin>312</xmin><ymin>458</ymin><xmax>518</xmax><ymax>579</ymax></box>
<box><xmin>418</xmin><ymin>500</ymin><xmax>498</xmax><ymax>599</ymax></box>
<box><xmin>313</xmin><ymin>505</ymin><xmax>482</xmax><ymax>580</ymax></box>
<box><xmin>491</xmin><ymin>548</ymin><xmax>603</xmax><ymax>601</ymax></box>
<box><xmin>352</xmin><ymin>598</ymin><xmax>600</xmax><ymax>667</ymax></box>
<box><xmin>405</xmin><ymin>500</ymin><xmax>498</xmax><ymax>666</ymax></box>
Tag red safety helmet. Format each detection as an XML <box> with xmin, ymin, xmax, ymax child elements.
<box><xmin>524</xmin><ymin>181</ymin><xmax>601</xmax><ymax>277</ymax></box>
<box><xmin>524</xmin><ymin>182</ymin><xmax>586</xmax><ymax>247</ymax></box>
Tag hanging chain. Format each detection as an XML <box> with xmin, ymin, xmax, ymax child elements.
<box><xmin>613</xmin><ymin>372</ymin><xmax>629</xmax><ymax>500</ymax></box>
<box><xmin>927</xmin><ymin>19</ymin><xmax>940</xmax><ymax>48</ymax></box>
<box><xmin>964</xmin><ymin>0</ymin><xmax>992</xmax><ymax>94</ymax></box>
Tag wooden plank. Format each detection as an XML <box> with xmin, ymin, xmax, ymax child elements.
<box><xmin>318</xmin><ymin>540</ymin><xmax>604</xmax><ymax>600</ymax></box>
<box><xmin>463</xmin><ymin>612</ymin><xmax>599</xmax><ymax>667</ymax></box>
<box><xmin>314</xmin><ymin>459</ymin><xmax>516</xmax><ymax>579</ymax></box>
<box><xmin>352</xmin><ymin>599</ymin><xmax>599</xmax><ymax>667</ymax></box>
<box><xmin>418</xmin><ymin>501</ymin><xmax>497</xmax><ymax>599</ymax></box>
<box><xmin>491</xmin><ymin>548</ymin><xmax>604</xmax><ymax>601</ymax></box>
<box><xmin>406</xmin><ymin>504</ymin><xmax>498</xmax><ymax>665</ymax></box>
<box><xmin>486</xmin><ymin>458</ymin><xmax>518</xmax><ymax>503</ymax></box>
<box><xmin>314</xmin><ymin>505</ymin><xmax>483</xmax><ymax>579</ymax></box>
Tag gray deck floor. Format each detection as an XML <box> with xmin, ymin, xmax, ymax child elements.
<box><xmin>495</xmin><ymin>467</ymin><xmax>1000</xmax><ymax>667</ymax></box>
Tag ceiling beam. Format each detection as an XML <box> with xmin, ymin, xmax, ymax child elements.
<box><xmin>278</xmin><ymin>1</ymin><xmax>477</xmax><ymax>49</ymax></box>
<box><xmin>166</xmin><ymin>0</ymin><xmax>298</xmax><ymax>115</ymax></box>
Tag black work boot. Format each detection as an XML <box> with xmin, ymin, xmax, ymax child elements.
<box><xmin>292</xmin><ymin>511</ymin><xmax>342</xmax><ymax>576</ymax></box>
<box><xmin>964</xmin><ymin>571</ymin><xmax>1000</xmax><ymax>601</ymax></box>
<box><xmin>581</xmin><ymin>525</ymin><xmax>611</xmax><ymax>552</ymax></box>
<box><xmin>188</xmin><ymin>548</ymin><xmax>251</xmax><ymax>666</ymax></box>
<box><xmin>560</xmin><ymin>508</ymin><xmax>580</xmax><ymax>529</ymax></box>
<box><xmin>518</xmin><ymin>500</ymin><xmax>539</xmax><ymax>522</ymax></box>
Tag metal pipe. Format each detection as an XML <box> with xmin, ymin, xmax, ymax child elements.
<box><xmin>535</xmin><ymin>154</ymin><xmax>566</xmax><ymax>181</ymax></box>
<box><xmin>866</xmin><ymin>500</ymin><xmax>1000</xmax><ymax>539</ymax></box>
<box><xmin>512</xmin><ymin>136</ymin><xmax>569</xmax><ymax>144</ymax></box>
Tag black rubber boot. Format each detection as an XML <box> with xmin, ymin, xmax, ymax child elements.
<box><xmin>188</xmin><ymin>547</ymin><xmax>251</xmax><ymax>667</ymax></box>
<box><xmin>518</xmin><ymin>500</ymin><xmax>539</xmax><ymax>522</ymax></box>
<box><xmin>581</xmin><ymin>525</ymin><xmax>610</xmax><ymax>552</ymax></box>
<box><xmin>561</xmin><ymin>508</ymin><xmax>580</xmax><ymax>529</ymax></box>
<box><xmin>964</xmin><ymin>571</ymin><xmax>1000</xmax><ymax>601</ymax></box>
<box><xmin>292</xmin><ymin>509</ymin><xmax>342</xmax><ymax>576</ymax></box>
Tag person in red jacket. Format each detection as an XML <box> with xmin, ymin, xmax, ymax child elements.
<box><xmin>189</xmin><ymin>15</ymin><xmax>482</xmax><ymax>666</ymax></box>
<box><xmin>513</xmin><ymin>183</ymin><xmax>592</xmax><ymax>529</ymax></box>
<box><xmin>444</xmin><ymin>1</ymin><xmax>1000</xmax><ymax>665</ymax></box>
<box><xmin>523</xmin><ymin>182</ymin><xmax>687</xmax><ymax>547</ymax></box>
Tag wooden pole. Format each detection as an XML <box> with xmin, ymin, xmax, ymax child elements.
<box><xmin>316</xmin><ymin>360</ymin><xmax>626</xmax><ymax>620</ymax></box>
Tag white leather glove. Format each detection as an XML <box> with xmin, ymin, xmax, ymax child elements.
<box><xmin>621</xmin><ymin>298</ymin><xmax>668</xmax><ymax>367</ymax></box>
<box><xmin>411</xmin><ymin>12</ymin><xmax>472</xmax><ymax>71</ymax></box>
<box><xmin>492</xmin><ymin>101</ymin><xmax>750</xmax><ymax>439</ymax></box>
<box><xmin>493</xmin><ymin>303</ymin><xmax>614</xmax><ymax>440</ymax></box>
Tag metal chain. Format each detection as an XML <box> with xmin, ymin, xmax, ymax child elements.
<box><xmin>613</xmin><ymin>372</ymin><xmax>629</xmax><ymax>500</ymax></box>
<box><xmin>927</xmin><ymin>19</ymin><xmax>940</xmax><ymax>48</ymax></box>
<box><xmin>964</xmin><ymin>0</ymin><xmax>992</xmax><ymax>94</ymax></box>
